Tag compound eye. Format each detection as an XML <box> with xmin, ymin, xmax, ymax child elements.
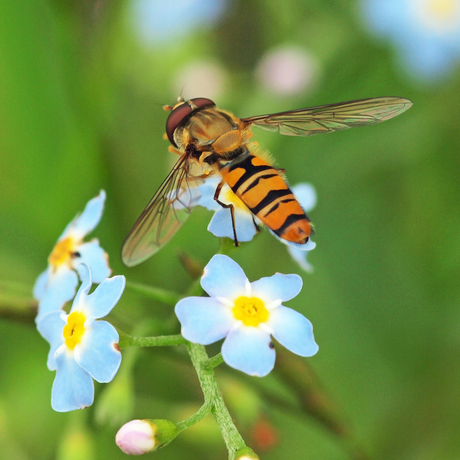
<box><xmin>165</xmin><ymin>98</ymin><xmax>216</xmax><ymax>147</ymax></box>
<box><xmin>190</xmin><ymin>97</ymin><xmax>215</xmax><ymax>110</ymax></box>
<box><xmin>166</xmin><ymin>103</ymin><xmax>192</xmax><ymax>147</ymax></box>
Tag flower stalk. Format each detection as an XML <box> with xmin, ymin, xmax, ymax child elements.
<box><xmin>187</xmin><ymin>342</ymin><xmax>246</xmax><ymax>459</ymax></box>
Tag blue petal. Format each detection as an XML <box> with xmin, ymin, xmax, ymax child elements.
<box><xmin>208</xmin><ymin>207</ymin><xmax>257</xmax><ymax>242</ymax></box>
<box><xmin>70</xmin><ymin>263</ymin><xmax>92</xmax><ymax>313</ymax></box>
<box><xmin>222</xmin><ymin>326</ymin><xmax>275</xmax><ymax>377</ymax></box>
<box><xmin>52</xmin><ymin>348</ymin><xmax>94</xmax><ymax>412</ymax></box>
<box><xmin>74</xmin><ymin>241</ymin><xmax>111</xmax><ymax>283</ymax></box>
<box><xmin>287</xmin><ymin>246</ymin><xmax>314</xmax><ymax>273</ymax></box>
<box><xmin>201</xmin><ymin>255</ymin><xmax>248</xmax><ymax>300</ymax></box>
<box><xmin>268</xmin><ymin>305</ymin><xmax>318</xmax><ymax>357</ymax></box>
<box><xmin>36</xmin><ymin>311</ymin><xmax>66</xmax><ymax>370</ymax></box>
<box><xmin>83</xmin><ymin>275</ymin><xmax>126</xmax><ymax>319</ymax></box>
<box><xmin>292</xmin><ymin>183</ymin><xmax>317</xmax><ymax>213</ymax></box>
<box><xmin>175</xmin><ymin>297</ymin><xmax>234</xmax><ymax>344</ymax></box>
<box><xmin>33</xmin><ymin>268</ymin><xmax>50</xmax><ymax>300</ymax></box>
<box><xmin>170</xmin><ymin>185</ymin><xmax>202</xmax><ymax>210</ymax></box>
<box><xmin>35</xmin><ymin>267</ymin><xmax>78</xmax><ymax>323</ymax></box>
<box><xmin>72</xmin><ymin>190</ymin><xmax>106</xmax><ymax>240</ymax></box>
<box><xmin>197</xmin><ymin>179</ymin><xmax>221</xmax><ymax>210</ymax></box>
<box><xmin>75</xmin><ymin>321</ymin><xmax>121</xmax><ymax>383</ymax></box>
<box><xmin>251</xmin><ymin>273</ymin><xmax>302</xmax><ymax>303</ymax></box>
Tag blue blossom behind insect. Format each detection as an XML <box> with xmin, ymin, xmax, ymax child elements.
<box><xmin>361</xmin><ymin>0</ymin><xmax>460</xmax><ymax>82</ymax></box>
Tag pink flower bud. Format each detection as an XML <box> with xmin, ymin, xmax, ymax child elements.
<box><xmin>116</xmin><ymin>420</ymin><xmax>156</xmax><ymax>455</ymax></box>
<box><xmin>116</xmin><ymin>419</ymin><xmax>179</xmax><ymax>455</ymax></box>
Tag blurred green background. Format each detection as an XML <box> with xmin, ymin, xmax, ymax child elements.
<box><xmin>1</xmin><ymin>0</ymin><xmax>460</xmax><ymax>459</ymax></box>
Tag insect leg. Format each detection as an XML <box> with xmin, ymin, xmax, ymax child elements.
<box><xmin>252</xmin><ymin>216</ymin><xmax>261</xmax><ymax>234</ymax></box>
<box><xmin>213</xmin><ymin>180</ymin><xmax>239</xmax><ymax>246</ymax></box>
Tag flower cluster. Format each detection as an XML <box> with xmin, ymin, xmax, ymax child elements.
<box><xmin>34</xmin><ymin>187</ymin><xmax>320</xmax><ymax>458</ymax></box>
<box><xmin>34</xmin><ymin>191</ymin><xmax>125</xmax><ymax>412</ymax></box>
<box><xmin>361</xmin><ymin>0</ymin><xmax>460</xmax><ymax>82</ymax></box>
<box><xmin>37</xmin><ymin>264</ymin><xmax>124</xmax><ymax>411</ymax></box>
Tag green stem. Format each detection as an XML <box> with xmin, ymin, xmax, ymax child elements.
<box><xmin>187</xmin><ymin>343</ymin><xmax>245</xmax><ymax>459</ymax></box>
<box><xmin>176</xmin><ymin>401</ymin><xmax>212</xmax><ymax>433</ymax></box>
<box><xmin>125</xmin><ymin>281</ymin><xmax>182</xmax><ymax>305</ymax></box>
<box><xmin>118</xmin><ymin>332</ymin><xmax>187</xmax><ymax>350</ymax></box>
<box><xmin>202</xmin><ymin>353</ymin><xmax>224</xmax><ymax>371</ymax></box>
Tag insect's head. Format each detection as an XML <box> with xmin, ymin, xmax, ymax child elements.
<box><xmin>164</xmin><ymin>97</ymin><xmax>215</xmax><ymax>147</ymax></box>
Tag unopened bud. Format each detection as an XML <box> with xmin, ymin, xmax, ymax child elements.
<box><xmin>116</xmin><ymin>419</ymin><xmax>178</xmax><ymax>455</ymax></box>
<box><xmin>234</xmin><ymin>446</ymin><xmax>260</xmax><ymax>460</ymax></box>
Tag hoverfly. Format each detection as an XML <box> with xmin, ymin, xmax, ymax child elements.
<box><xmin>121</xmin><ymin>96</ymin><xmax>412</xmax><ymax>266</ymax></box>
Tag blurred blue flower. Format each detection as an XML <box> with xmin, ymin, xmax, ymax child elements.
<box><xmin>175</xmin><ymin>255</ymin><xmax>318</xmax><ymax>377</ymax></box>
<box><xmin>131</xmin><ymin>0</ymin><xmax>228</xmax><ymax>44</ymax></box>
<box><xmin>361</xmin><ymin>0</ymin><xmax>460</xmax><ymax>81</ymax></box>
<box><xmin>33</xmin><ymin>191</ymin><xmax>111</xmax><ymax>323</ymax></box>
<box><xmin>36</xmin><ymin>264</ymin><xmax>125</xmax><ymax>412</ymax></box>
<box><xmin>197</xmin><ymin>179</ymin><xmax>317</xmax><ymax>272</ymax></box>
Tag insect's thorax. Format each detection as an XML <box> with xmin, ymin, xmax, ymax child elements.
<box><xmin>175</xmin><ymin>107</ymin><xmax>251</xmax><ymax>164</ymax></box>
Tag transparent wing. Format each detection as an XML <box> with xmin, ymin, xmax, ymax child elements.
<box><xmin>242</xmin><ymin>97</ymin><xmax>413</xmax><ymax>137</ymax></box>
<box><xmin>121</xmin><ymin>155</ymin><xmax>203</xmax><ymax>267</ymax></box>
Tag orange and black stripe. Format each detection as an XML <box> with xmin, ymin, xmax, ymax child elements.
<box><xmin>220</xmin><ymin>154</ymin><xmax>311</xmax><ymax>244</ymax></box>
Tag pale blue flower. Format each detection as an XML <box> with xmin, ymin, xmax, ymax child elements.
<box><xmin>361</xmin><ymin>0</ymin><xmax>460</xmax><ymax>81</ymax></box>
<box><xmin>33</xmin><ymin>191</ymin><xmax>111</xmax><ymax>322</ymax></box>
<box><xmin>131</xmin><ymin>0</ymin><xmax>228</xmax><ymax>45</ymax></box>
<box><xmin>175</xmin><ymin>255</ymin><xmax>318</xmax><ymax>377</ymax></box>
<box><xmin>197</xmin><ymin>179</ymin><xmax>317</xmax><ymax>272</ymax></box>
<box><xmin>37</xmin><ymin>263</ymin><xmax>125</xmax><ymax>412</ymax></box>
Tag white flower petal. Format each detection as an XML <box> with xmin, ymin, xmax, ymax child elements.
<box><xmin>75</xmin><ymin>321</ymin><xmax>121</xmax><ymax>383</ymax></box>
<box><xmin>82</xmin><ymin>275</ymin><xmax>125</xmax><ymax>319</ymax></box>
<box><xmin>292</xmin><ymin>183</ymin><xmax>317</xmax><ymax>212</ymax></box>
<box><xmin>207</xmin><ymin>207</ymin><xmax>257</xmax><ymax>242</ymax></box>
<box><xmin>268</xmin><ymin>305</ymin><xmax>318</xmax><ymax>357</ymax></box>
<box><xmin>72</xmin><ymin>190</ymin><xmax>106</xmax><ymax>240</ymax></box>
<box><xmin>251</xmin><ymin>273</ymin><xmax>303</xmax><ymax>304</ymax></box>
<box><xmin>35</xmin><ymin>267</ymin><xmax>78</xmax><ymax>323</ymax></box>
<box><xmin>33</xmin><ymin>268</ymin><xmax>51</xmax><ymax>301</ymax></box>
<box><xmin>36</xmin><ymin>311</ymin><xmax>66</xmax><ymax>370</ymax></box>
<box><xmin>52</xmin><ymin>348</ymin><xmax>94</xmax><ymax>412</ymax></box>
<box><xmin>175</xmin><ymin>297</ymin><xmax>234</xmax><ymax>344</ymax></box>
<box><xmin>74</xmin><ymin>240</ymin><xmax>111</xmax><ymax>283</ymax></box>
<box><xmin>201</xmin><ymin>254</ymin><xmax>248</xmax><ymax>300</ymax></box>
<box><xmin>71</xmin><ymin>263</ymin><xmax>93</xmax><ymax>313</ymax></box>
<box><xmin>222</xmin><ymin>326</ymin><xmax>275</xmax><ymax>377</ymax></box>
<box><xmin>287</xmin><ymin>245</ymin><xmax>314</xmax><ymax>273</ymax></box>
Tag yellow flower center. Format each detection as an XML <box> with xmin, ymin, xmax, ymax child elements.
<box><xmin>222</xmin><ymin>188</ymin><xmax>249</xmax><ymax>211</ymax></box>
<box><xmin>63</xmin><ymin>311</ymin><xmax>86</xmax><ymax>349</ymax></box>
<box><xmin>428</xmin><ymin>0</ymin><xmax>457</xmax><ymax>19</ymax></box>
<box><xmin>415</xmin><ymin>0</ymin><xmax>460</xmax><ymax>31</ymax></box>
<box><xmin>48</xmin><ymin>236</ymin><xmax>77</xmax><ymax>269</ymax></box>
<box><xmin>232</xmin><ymin>296</ymin><xmax>269</xmax><ymax>327</ymax></box>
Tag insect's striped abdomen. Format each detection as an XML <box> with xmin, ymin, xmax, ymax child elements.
<box><xmin>220</xmin><ymin>154</ymin><xmax>311</xmax><ymax>244</ymax></box>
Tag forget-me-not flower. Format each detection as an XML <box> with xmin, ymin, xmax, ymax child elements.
<box><xmin>175</xmin><ymin>255</ymin><xmax>318</xmax><ymax>377</ymax></box>
<box><xmin>33</xmin><ymin>190</ymin><xmax>111</xmax><ymax>322</ymax></box>
<box><xmin>37</xmin><ymin>263</ymin><xmax>125</xmax><ymax>412</ymax></box>
<box><xmin>361</xmin><ymin>0</ymin><xmax>460</xmax><ymax>82</ymax></box>
<box><xmin>131</xmin><ymin>0</ymin><xmax>228</xmax><ymax>45</ymax></box>
<box><xmin>197</xmin><ymin>179</ymin><xmax>317</xmax><ymax>272</ymax></box>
